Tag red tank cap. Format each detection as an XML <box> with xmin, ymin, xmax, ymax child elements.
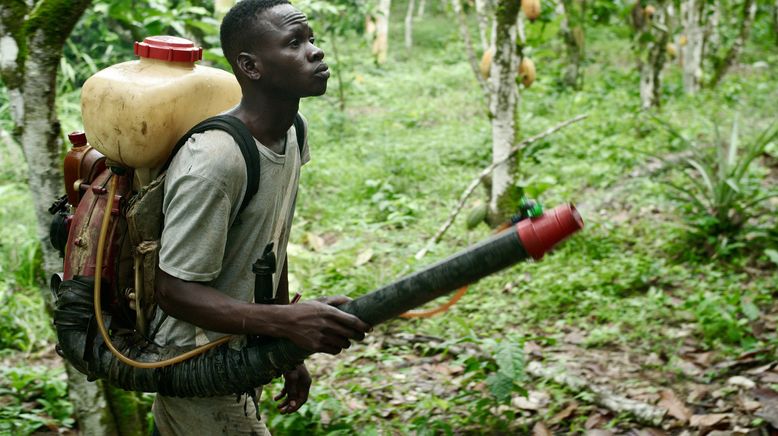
<box><xmin>68</xmin><ymin>131</ymin><xmax>87</xmax><ymax>147</ymax></box>
<box><xmin>134</xmin><ymin>36</ymin><xmax>203</xmax><ymax>63</ymax></box>
<box><xmin>516</xmin><ymin>203</ymin><xmax>584</xmax><ymax>260</ymax></box>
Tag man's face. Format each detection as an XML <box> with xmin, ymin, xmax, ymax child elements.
<box><xmin>249</xmin><ymin>4</ymin><xmax>329</xmax><ymax>98</ymax></box>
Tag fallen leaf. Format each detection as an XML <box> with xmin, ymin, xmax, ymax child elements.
<box><xmin>687</xmin><ymin>384</ymin><xmax>710</xmax><ymax>403</ymax></box>
<box><xmin>584</xmin><ymin>413</ymin><xmax>608</xmax><ymax>429</ymax></box>
<box><xmin>564</xmin><ymin>331</ymin><xmax>586</xmax><ymax>345</ymax></box>
<box><xmin>746</xmin><ymin>363</ymin><xmax>775</xmax><ymax>375</ymax></box>
<box><xmin>636</xmin><ymin>429</ymin><xmax>666</xmax><ymax>436</ymax></box>
<box><xmin>761</xmin><ymin>372</ymin><xmax>778</xmax><ymax>384</ymax></box>
<box><xmin>532</xmin><ymin>422</ymin><xmax>552</xmax><ymax>436</ymax></box>
<box><xmin>687</xmin><ymin>351</ymin><xmax>715</xmax><ymax>367</ymax></box>
<box><xmin>728</xmin><ymin>376</ymin><xmax>756</xmax><ymax>390</ymax></box>
<box><xmin>512</xmin><ymin>390</ymin><xmax>550</xmax><ymax>411</ymax></box>
<box><xmin>524</xmin><ymin>341</ymin><xmax>542</xmax><ymax>355</ymax></box>
<box><xmin>354</xmin><ymin>248</ymin><xmax>374</xmax><ymax>266</ymax></box>
<box><xmin>689</xmin><ymin>413</ymin><xmax>729</xmax><ymax>428</ymax></box>
<box><xmin>674</xmin><ymin>358</ymin><xmax>703</xmax><ymax>377</ymax></box>
<box><xmin>739</xmin><ymin>397</ymin><xmax>761</xmax><ymax>413</ymax></box>
<box><xmin>752</xmin><ymin>388</ymin><xmax>778</xmax><ymax>428</ymax></box>
<box><xmin>585</xmin><ymin>430</ymin><xmax>613</xmax><ymax>436</ymax></box>
<box><xmin>549</xmin><ymin>402</ymin><xmax>578</xmax><ymax>425</ymax></box>
<box><xmin>658</xmin><ymin>389</ymin><xmax>691</xmax><ymax>423</ymax></box>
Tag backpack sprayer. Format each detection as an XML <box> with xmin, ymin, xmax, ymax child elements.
<box><xmin>49</xmin><ymin>36</ymin><xmax>584</xmax><ymax>397</ymax></box>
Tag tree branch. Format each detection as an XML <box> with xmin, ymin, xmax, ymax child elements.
<box><xmin>0</xmin><ymin>1</ymin><xmax>30</xmax><ymax>89</ymax></box>
<box><xmin>415</xmin><ymin>114</ymin><xmax>588</xmax><ymax>259</ymax></box>
<box><xmin>26</xmin><ymin>0</ymin><xmax>92</xmax><ymax>54</ymax></box>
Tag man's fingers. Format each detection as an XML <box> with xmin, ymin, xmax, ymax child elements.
<box><xmin>273</xmin><ymin>387</ymin><xmax>286</xmax><ymax>401</ymax></box>
<box><xmin>317</xmin><ymin>295</ymin><xmax>351</xmax><ymax>306</ymax></box>
<box><xmin>324</xmin><ymin>308</ymin><xmax>370</xmax><ymax>336</ymax></box>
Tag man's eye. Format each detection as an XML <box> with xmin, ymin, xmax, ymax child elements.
<box><xmin>290</xmin><ymin>39</ymin><xmax>300</xmax><ymax>47</ymax></box>
<box><xmin>309</xmin><ymin>37</ymin><xmax>315</xmax><ymax>44</ymax></box>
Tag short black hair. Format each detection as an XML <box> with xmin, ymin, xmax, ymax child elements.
<box><xmin>220</xmin><ymin>0</ymin><xmax>290</xmax><ymax>69</ymax></box>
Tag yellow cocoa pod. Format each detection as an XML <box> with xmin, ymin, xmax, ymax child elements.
<box><xmin>678</xmin><ymin>34</ymin><xmax>688</xmax><ymax>46</ymax></box>
<box><xmin>519</xmin><ymin>57</ymin><xmax>536</xmax><ymax>88</ymax></box>
<box><xmin>480</xmin><ymin>48</ymin><xmax>494</xmax><ymax>79</ymax></box>
<box><xmin>666</xmin><ymin>43</ymin><xmax>677</xmax><ymax>58</ymax></box>
<box><xmin>644</xmin><ymin>5</ymin><xmax>656</xmax><ymax>18</ymax></box>
<box><xmin>522</xmin><ymin>0</ymin><xmax>541</xmax><ymax>21</ymax></box>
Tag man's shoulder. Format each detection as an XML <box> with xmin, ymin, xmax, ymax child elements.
<box><xmin>169</xmin><ymin>129</ymin><xmax>247</xmax><ymax>180</ymax></box>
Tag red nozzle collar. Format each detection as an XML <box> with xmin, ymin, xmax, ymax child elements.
<box><xmin>134</xmin><ymin>36</ymin><xmax>203</xmax><ymax>63</ymax></box>
<box><xmin>516</xmin><ymin>204</ymin><xmax>584</xmax><ymax>260</ymax></box>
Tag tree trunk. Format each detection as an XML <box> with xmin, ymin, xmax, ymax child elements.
<box><xmin>0</xmin><ymin>2</ymin><xmax>148</xmax><ymax>434</ymax></box>
<box><xmin>405</xmin><ymin>0</ymin><xmax>416</xmax><ymax>49</ymax></box>
<box><xmin>487</xmin><ymin>0</ymin><xmax>522</xmax><ymax>226</ymax></box>
<box><xmin>708</xmin><ymin>0</ymin><xmax>756</xmax><ymax>87</ymax></box>
<box><xmin>417</xmin><ymin>0</ymin><xmax>426</xmax><ymax>18</ymax></box>
<box><xmin>474</xmin><ymin>0</ymin><xmax>492</xmax><ymax>51</ymax></box>
<box><xmin>635</xmin><ymin>2</ymin><xmax>670</xmax><ymax>109</ymax></box>
<box><xmin>373</xmin><ymin>0</ymin><xmax>392</xmax><ymax>64</ymax></box>
<box><xmin>560</xmin><ymin>0</ymin><xmax>586</xmax><ymax>90</ymax></box>
<box><xmin>65</xmin><ymin>364</ymin><xmax>120</xmax><ymax>435</ymax></box>
<box><xmin>681</xmin><ymin>0</ymin><xmax>705</xmax><ymax>93</ymax></box>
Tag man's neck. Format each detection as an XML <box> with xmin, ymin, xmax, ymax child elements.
<box><xmin>229</xmin><ymin>92</ymin><xmax>300</xmax><ymax>151</ymax></box>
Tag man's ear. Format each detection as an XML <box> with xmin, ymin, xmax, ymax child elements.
<box><xmin>237</xmin><ymin>52</ymin><xmax>262</xmax><ymax>80</ymax></box>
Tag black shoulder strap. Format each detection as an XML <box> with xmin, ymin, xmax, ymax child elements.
<box><xmin>164</xmin><ymin>113</ymin><xmax>305</xmax><ymax>215</ymax></box>
<box><xmin>163</xmin><ymin>115</ymin><xmax>259</xmax><ymax>215</ymax></box>
<box><xmin>293</xmin><ymin>113</ymin><xmax>306</xmax><ymax>157</ymax></box>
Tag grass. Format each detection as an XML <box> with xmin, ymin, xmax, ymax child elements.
<box><xmin>1</xmin><ymin>0</ymin><xmax>777</xmax><ymax>433</ymax></box>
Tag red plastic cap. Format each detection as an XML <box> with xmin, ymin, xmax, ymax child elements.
<box><xmin>134</xmin><ymin>36</ymin><xmax>203</xmax><ymax>63</ymax></box>
<box><xmin>68</xmin><ymin>131</ymin><xmax>87</xmax><ymax>147</ymax></box>
<box><xmin>516</xmin><ymin>204</ymin><xmax>584</xmax><ymax>260</ymax></box>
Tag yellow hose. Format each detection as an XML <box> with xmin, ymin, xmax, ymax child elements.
<box><xmin>93</xmin><ymin>174</ymin><xmax>231</xmax><ymax>369</ymax></box>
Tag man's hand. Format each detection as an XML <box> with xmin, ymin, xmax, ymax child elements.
<box><xmin>275</xmin><ymin>364</ymin><xmax>311</xmax><ymax>414</ymax></box>
<box><xmin>281</xmin><ymin>296</ymin><xmax>371</xmax><ymax>355</ymax></box>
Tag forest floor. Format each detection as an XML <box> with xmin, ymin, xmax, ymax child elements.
<box><xmin>2</xmin><ymin>1</ymin><xmax>778</xmax><ymax>435</ymax></box>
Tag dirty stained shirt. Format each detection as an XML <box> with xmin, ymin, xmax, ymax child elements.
<box><xmin>152</xmin><ymin>120</ymin><xmax>309</xmax><ymax>435</ymax></box>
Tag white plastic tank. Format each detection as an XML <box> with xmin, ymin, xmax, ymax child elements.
<box><xmin>81</xmin><ymin>36</ymin><xmax>241</xmax><ymax>169</ymax></box>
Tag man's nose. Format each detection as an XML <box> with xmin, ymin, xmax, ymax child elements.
<box><xmin>309</xmin><ymin>44</ymin><xmax>324</xmax><ymax>61</ymax></box>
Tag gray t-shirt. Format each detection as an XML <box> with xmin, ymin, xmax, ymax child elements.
<box><xmin>154</xmin><ymin>120</ymin><xmax>309</xmax><ymax>348</ymax></box>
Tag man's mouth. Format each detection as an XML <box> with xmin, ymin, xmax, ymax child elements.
<box><xmin>314</xmin><ymin>64</ymin><xmax>330</xmax><ymax>78</ymax></box>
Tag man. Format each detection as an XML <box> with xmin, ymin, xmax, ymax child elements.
<box><xmin>151</xmin><ymin>1</ymin><xmax>371</xmax><ymax>434</ymax></box>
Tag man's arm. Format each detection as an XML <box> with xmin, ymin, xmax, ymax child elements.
<box><xmin>155</xmin><ymin>268</ymin><xmax>369</xmax><ymax>355</ymax></box>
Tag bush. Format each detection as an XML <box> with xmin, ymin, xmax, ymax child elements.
<box><xmin>661</xmin><ymin>116</ymin><xmax>778</xmax><ymax>259</ymax></box>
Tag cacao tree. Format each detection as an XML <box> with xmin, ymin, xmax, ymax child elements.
<box><xmin>708</xmin><ymin>0</ymin><xmax>756</xmax><ymax>87</ymax></box>
<box><xmin>560</xmin><ymin>0</ymin><xmax>586</xmax><ymax>89</ymax></box>
<box><xmin>631</xmin><ymin>0</ymin><xmax>671</xmax><ymax>108</ymax></box>
<box><xmin>678</xmin><ymin>0</ymin><xmax>759</xmax><ymax>91</ymax></box>
<box><xmin>405</xmin><ymin>0</ymin><xmax>416</xmax><ymax>48</ymax></box>
<box><xmin>373</xmin><ymin>0</ymin><xmax>392</xmax><ymax>63</ymax></box>
<box><xmin>0</xmin><ymin>0</ymin><xmax>222</xmax><ymax>433</ymax></box>
<box><xmin>453</xmin><ymin>0</ymin><xmax>537</xmax><ymax>225</ymax></box>
<box><xmin>680</xmin><ymin>0</ymin><xmax>707</xmax><ymax>93</ymax></box>
<box><xmin>0</xmin><ymin>1</ymin><xmax>150</xmax><ymax>435</ymax></box>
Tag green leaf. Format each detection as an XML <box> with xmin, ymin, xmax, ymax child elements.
<box><xmin>486</xmin><ymin>372</ymin><xmax>514</xmax><ymax>403</ymax></box>
<box><xmin>741</xmin><ymin>300</ymin><xmax>760</xmax><ymax>321</ymax></box>
<box><xmin>765</xmin><ymin>249</ymin><xmax>778</xmax><ymax>266</ymax></box>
